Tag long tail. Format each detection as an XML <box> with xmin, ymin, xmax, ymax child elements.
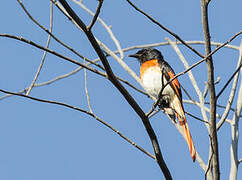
<box><xmin>177</xmin><ymin>114</ymin><xmax>196</xmax><ymax>162</ymax></box>
<box><xmin>171</xmin><ymin>96</ymin><xmax>196</xmax><ymax>161</ymax></box>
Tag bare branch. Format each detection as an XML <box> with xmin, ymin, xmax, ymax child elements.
<box><xmin>0</xmin><ymin>88</ymin><xmax>155</xmax><ymax>160</ymax></box>
<box><xmin>216</xmin><ymin>64</ymin><xmax>242</xmax><ymax>100</ymax></box>
<box><xmin>180</xmin><ymin>85</ymin><xmax>193</xmax><ymax>101</ymax></box>
<box><xmin>0</xmin><ymin>53</ymin><xmax>147</xmax><ymax>102</ymax></box>
<box><xmin>26</xmin><ymin>1</ymin><xmax>53</xmax><ymax>95</ymax></box>
<box><xmin>73</xmin><ymin>0</ymin><xmax>124</xmax><ymax>60</ymax></box>
<box><xmin>184</xmin><ymin>100</ymin><xmax>232</xmax><ymax>125</ymax></box>
<box><xmin>17</xmin><ymin>0</ymin><xmax>104</xmax><ymax>70</ymax></box>
<box><xmin>121</xmin><ymin>41</ymin><xmax>240</xmax><ymax>52</ymax></box>
<box><xmin>126</xmin><ymin>0</ymin><xmax>204</xmax><ymax>58</ymax></box>
<box><xmin>216</xmin><ymin>57</ymin><xmax>242</xmax><ymax>131</ymax></box>
<box><xmin>229</xmin><ymin>53</ymin><xmax>242</xmax><ymax>179</ymax></box>
<box><xmin>0</xmin><ymin>34</ymin><xmax>105</xmax><ymax>76</ymax></box>
<box><xmin>58</xmin><ymin>0</ymin><xmax>172</xmax><ymax>178</ymax></box>
<box><xmin>169</xmin><ymin>31</ymin><xmax>242</xmax><ymax>85</ymax></box>
<box><xmin>201</xmin><ymin>1</ymin><xmax>219</xmax><ymax>178</ymax></box>
<box><xmin>87</xmin><ymin>0</ymin><xmax>103</xmax><ymax>30</ymax></box>
<box><xmin>84</xmin><ymin>61</ymin><xmax>94</xmax><ymax>114</ymax></box>
<box><xmin>185</xmin><ymin>111</ymin><xmax>209</xmax><ymax>124</ymax></box>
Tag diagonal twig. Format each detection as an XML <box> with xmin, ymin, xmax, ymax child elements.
<box><xmin>216</xmin><ymin>64</ymin><xmax>242</xmax><ymax>100</ymax></box>
<box><xmin>185</xmin><ymin>111</ymin><xmax>209</xmax><ymax>124</ymax></box>
<box><xmin>26</xmin><ymin>1</ymin><xmax>53</xmax><ymax>95</ymax></box>
<box><xmin>0</xmin><ymin>34</ymin><xmax>105</xmax><ymax>76</ymax></box>
<box><xmin>126</xmin><ymin>0</ymin><xmax>204</xmax><ymax>58</ymax></box>
<box><xmin>87</xmin><ymin>0</ymin><xmax>103</xmax><ymax>30</ymax></box>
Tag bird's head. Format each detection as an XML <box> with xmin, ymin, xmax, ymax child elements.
<box><xmin>129</xmin><ymin>48</ymin><xmax>163</xmax><ymax>64</ymax></box>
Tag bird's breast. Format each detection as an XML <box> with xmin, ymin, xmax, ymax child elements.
<box><xmin>141</xmin><ymin>66</ymin><xmax>174</xmax><ymax>99</ymax></box>
<box><xmin>141</xmin><ymin>66</ymin><xmax>163</xmax><ymax>98</ymax></box>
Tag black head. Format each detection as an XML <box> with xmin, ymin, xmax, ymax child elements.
<box><xmin>129</xmin><ymin>48</ymin><xmax>163</xmax><ymax>63</ymax></box>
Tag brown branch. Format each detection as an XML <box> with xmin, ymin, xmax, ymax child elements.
<box><xmin>201</xmin><ymin>0</ymin><xmax>220</xmax><ymax>179</ymax></box>
<box><xmin>0</xmin><ymin>88</ymin><xmax>155</xmax><ymax>160</ymax></box>
<box><xmin>126</xmin><ymin>0</ymin><xmax>204</xmax><ymax>58</ymax></box>
<box><xmin>87</xmin><ymin>0</ymin><xmax>103</xmax><ymax>30</ymax></box>
<box><xmin>58</xmin><ymin>0</ymin><xmax>172</xmax><ymax>179</ymax></box>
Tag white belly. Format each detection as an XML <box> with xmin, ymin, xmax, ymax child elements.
<box><xmin>142</xmin><ymin>67</ymin><xmax>174</xmax><ymax>99</ymax></box>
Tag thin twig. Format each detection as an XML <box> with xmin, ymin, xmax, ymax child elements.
<box><xmin>87</xmin><ymin>0</ymin><xmax>103</xmax><ymax>30</ymax></box>
<box><xmin>26</xmin><ymin>1</ymin><xmax>53</xmax><ymax>95</ymax></box>
<box><xmin>185</xmin><ymin>111</ymin><xmax>209</xmax><ymax>124</ymax></box>
<box><xmin>216</xmin><ymin>58</ymin><xmax>242</xmax><ymax>131</ymax></box>
<box><xmin>84</xmin><ymin>61</ymin><xmax>93</xmax><ymax>113</ymax></box>
<box><xmin>180</xmin><ymin>85</ymin><xmax>193</xmax><ymax>101</ymax></box>
<box><xmin>184</xmin><ymin>100</ymin><xmax>232</xmax><ymax>125</ymax></box>
<box><xmin>169</xmin><ymin>31</ymin><xmax>242</xmax><ymax>88</ymax></box>
<box><xmin>0</xmin><ymin>68</ymin><xmax>148</xmax><ymax>102</ymax></box>
<box><xmin>126</xmin><ymin>0</ymin><xmax>204</xmax><ymax>58</ymax></box>
<box><xmin>147</xmin><ymin>109</ymin><xmax>160</xmax><ymax>118</ymax></box>
<box><xmin>0</xmin><ymin>34</ymin><xmax>106</xmax><ymax>76</ymax></box>
<box><xmin>0</xmin><ymin>87</ymin><xmax>155</xmax><ymax>160</ymax></box>
<box><xmin>17</xmin><ymin>0</ymin><xmax>104</xmax><ymax>70</ymax></box>
<box><xmin>121</xmin><ymin>41</ymin><xmax>240</xmax><ymax>52</ymax></box>
<box><xmin>212</xmin><ymin>103</ymin><xmax>242</xmax><ymax>117</ymax></box>
<box><xmin>216</xmin><ymin>64</ymin><xmax>242</xmax><ymax>99</ymax></box>
<box><xmin>73</xmin><ymin>0</ymin><xmax>124</xmax><ymax>60</ymax></box>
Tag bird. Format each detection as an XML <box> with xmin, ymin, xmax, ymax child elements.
<box><xmin>129</xmin><ymin>48</ymin><xmax>196</xmax><ymax>161</ymax></box>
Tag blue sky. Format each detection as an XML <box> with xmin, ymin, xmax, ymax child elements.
<box><xmin>0</xmin><ymin>0</ymin><xmax>241</xmax><ymax>179</ymax></box>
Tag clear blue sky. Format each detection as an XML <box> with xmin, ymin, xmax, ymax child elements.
<box><xmin>0</xmin><ymin>0</ymin><xmax>241</xmax><ymax>179</ymax></box>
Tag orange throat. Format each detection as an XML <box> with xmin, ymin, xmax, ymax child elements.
<box><xmin>140</xmin><ymin>59</ymin><xmax>159</xmax><ymax>79</ymax></box>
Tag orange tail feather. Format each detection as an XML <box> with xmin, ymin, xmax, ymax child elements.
<box><xmin>177</xmin><ymin>114</ymin><xmax>196</xmax><ymax>162</ymax></box>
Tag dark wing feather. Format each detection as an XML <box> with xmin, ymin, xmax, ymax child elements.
<box><xmin>160</xmin><ymin>60</ymin><xmax>183</xmax><ymax>101</ymax></box>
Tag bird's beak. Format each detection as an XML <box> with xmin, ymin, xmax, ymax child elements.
<box><xmin>129</xmin><ymin>53</ymin><xmax>141</xmax><ymax>58</ymax></box>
